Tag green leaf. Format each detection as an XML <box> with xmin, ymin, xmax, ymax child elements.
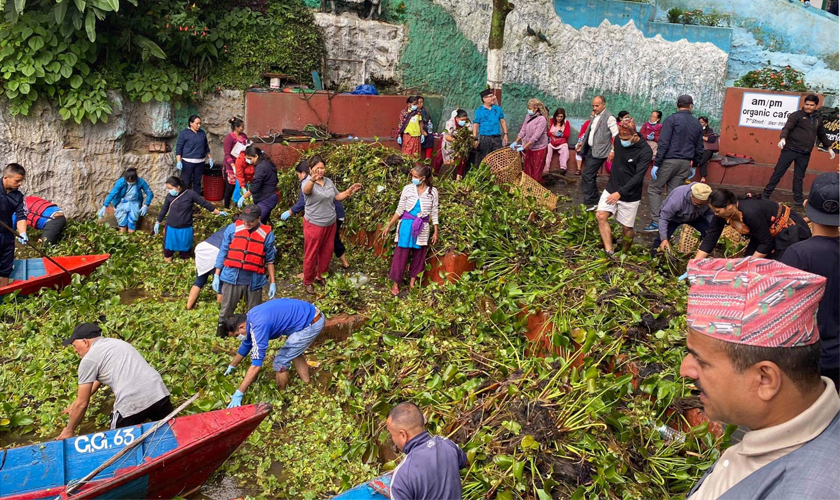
<box><xmin>27</xmin><ymin>36</ymin><xmax>44</xmax><ymax>52</ymax></box>
<box><xmin>19</xmin><ymin>82</ymin><xmax>29</xmax><ymax>94</ymax></box>
<box><xmin>69</xmin><ymin>74</ymin><xmax>82</xmax><ymax>89</ymax></box>
<box><xmin>5</xmin><ymin>88</ymin><xmax>19</xmax><ymax>99</ymax></box>
<box><xmin>7</xmin><ymin>80</ymin><xmax>18</xmax><ymax>91</ymax></box>
<box><xmin>55</xmin><ymin>2</ymin><xmax>68</xmax><ymax>23</ymax></box>
<box><xmin>74</xmin><ymin>0</ymin><xmax>86</xmax><ymax>12</ymax></box>
<box><xmin>140</xmin><ymin>91</ymin><xmax>152</xmax><ymax>103</ymax></box>
<box><xmin>536</xmin><ymin>489</ymin><xmax>552</xmax><ymax>500</ymax></box>
<box><xmin>14</xmin><ymin>0</ymin><xmax>25</xmax><ymax>14</ymax></box>
<box><xmin>135</xmin><ymin>36</ymin><xmax>165</xmax><ymax>59</ymax></box>
<box><xmin>512</xmin><ymin>460</ymin><xmax>525</xmax><ymax>482</ymax></box>
<box><xmin>60</xmin><ymin>64</ymin><xmax>72</xmax><ymax>78</ymax></box>
<box><xmin>84</xmin><ymin>10</ymin><xmax>95</xmax><ymax>42</ymax></box>
<box><xmin>493</xmin><ymin>454</ymin><xmax>513</xmax><ymax>470</ymax></box>
<box><xmin>106</xmin><ymin>0</ymin><xmax>119</xmax><ymax>12</ymax></box>
<box><xmin>21</xmin><ymin>65</ymin><xmax>35</xmax><ymax>77</ymax></box>
<box><xmin>521</xmin><ymin>434</ymin><xmax>540</xmax><ymax>450</ymax></box>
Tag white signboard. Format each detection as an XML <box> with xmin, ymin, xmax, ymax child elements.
<box><xmin>739</xmin><ymin>92</ymin><xmax>801</xmax><ymax>130</ymax></box>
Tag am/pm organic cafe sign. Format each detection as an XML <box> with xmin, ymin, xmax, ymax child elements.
<box><xmin>738</xmin><ymin>92</ymin><xmax>801</xmax><ymax>130</ymax></box>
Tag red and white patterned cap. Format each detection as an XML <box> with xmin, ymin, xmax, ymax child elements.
<box><xmin>686</xmin><ymin>257</ymin><xmax>826</xmax><ymax>347</ymax></box>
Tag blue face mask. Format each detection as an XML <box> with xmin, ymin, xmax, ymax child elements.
<box><xmin>458</xmin><ymin>120</ymin><xmax>467</xmax><ymax>127</ymax></box>
<box><xmin>620</xmin><ymin>139</ymin><xmax>632</xmax><ymax>147</ymax></box>
<box><xmin>411</xmin><ymin>105</ymin><xmax>417</xmax><ymax>111</ymax></box>
<box><xmin>411</xmin><ymin>178</ymin><xmax>422</xmax><ymax>186</ymax></box>
<box><xmin>169</xmin><ymin>189</ymin><xmax>179</xmax><ymax>196</ymax></box>
<box><xmin>527</xmin><ymin>109</ymin><xmax>535</xmax><ymax>115</ymax></box>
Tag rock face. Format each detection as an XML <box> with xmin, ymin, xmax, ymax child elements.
<box><xmin>314</xmin><ymin>13</ymin><xmax>406</xmax><ymax>88</ymax></box>
<box><xmin>433</xmin><ymin>0</ymin><xmax>729</xmax><ymax>116</ymax></box>
<box><xmin>0</xmin><ymin>91</ymin><xmax>244</xmax><ymax>217</ymax></box>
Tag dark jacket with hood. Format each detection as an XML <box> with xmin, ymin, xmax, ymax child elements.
<box><xmin>605</xmin><ymin>134</ymin><xmax>653</xmax><ymax>203</ymax></box>
<box><xmin>780</xmin><ymin>108</ymin><xmax>832</xmax><ymax>154</ymax></box>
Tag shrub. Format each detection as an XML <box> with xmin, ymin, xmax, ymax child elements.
<box><xmin>666</xmin><ymin>7</ymin><xmax>730</xmax><ymax>27</ymax></box>
<box><xmin>734</xmin><ymin>66</ymin><xmax>808</xmax><ymax>92</ymax></box>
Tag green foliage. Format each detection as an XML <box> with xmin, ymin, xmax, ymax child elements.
<box><xmin>734</xmin><ymin>66</ymin><xmax>809</xmax><ymax>92</ymax></box>
<box><xmin>0</xmin><ymin>0</ymin><xmax>324</xmax><ymax>123</ymax></box>
<box><xmin>665</xmin><ymin>7</ymin><xmax>730</xmax><ymax>27</ymax></box>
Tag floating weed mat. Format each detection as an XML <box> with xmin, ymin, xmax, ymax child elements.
<box><xmin>1</xmin><ymin>142</ymin><xmax>728</xmax><ymax>499</ymax></box>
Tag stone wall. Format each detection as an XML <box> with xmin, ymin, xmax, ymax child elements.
<box><xmin>315</xmin><ymin>13</ymin><xmax>406</xmax><ymax>88</ymax></box>
<box><xmin>0</xmin><ymin>91</ymin><xmax>244</xmax><ymax>217</ymax></box>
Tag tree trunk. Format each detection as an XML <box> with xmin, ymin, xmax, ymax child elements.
<box><xmin>487</xmin><ymin>0</ymin><xmax>513</xmax><ymax>102</ymax></box>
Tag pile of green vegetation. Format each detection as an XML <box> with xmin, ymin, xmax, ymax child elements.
<box><xmin>0</xmin><ymin>143</ymin><xmax>730</xmax><ymax>499</ymax></box>
<box><xmin>0</xmin><ymin>0</ymin><xmax>325</xmax><ymax>123</ymax></box>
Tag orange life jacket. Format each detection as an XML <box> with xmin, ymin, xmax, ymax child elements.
<box><xmin>223</xmin><ymin>220</ymin><xmax>271</xmax><ymax>274</ymax></box>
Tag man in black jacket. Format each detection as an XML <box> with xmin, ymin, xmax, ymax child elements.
<box><xmin>645</xmin><ymin>95</ymin><xmax>705</xmax><ymax>233</ymax></box>
<box><xmin>596</xmin><ymin>116</ymin><xmax>652</xmax><ymax>255</ymax></box>
<box><xmin>763</xmin><ymin>95</ymin><xmax>836</xmax><ymax>206</ymax></box>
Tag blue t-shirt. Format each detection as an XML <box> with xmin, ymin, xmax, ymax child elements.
<box><xmin>474</xmin><ymin>105</ymin><xmax>505</xmax><ymax>136</ymax></box>
<box><xmin>236</xmin><ymin>299</ymin><xmax>317</xmax><ymax>367</ymax></box>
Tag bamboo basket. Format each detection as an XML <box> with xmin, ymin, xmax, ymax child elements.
<box><xmin>511</xmin><ymin>173</ymin><xmax>558</xmax><ymax>211</ymax></box>
<box><xmin>677</xmin><ymin>224</ymin><xmax>746</xmax><ymax>257</ymax></box>
<box><xmin>484</xmin><ymin>148</ymin><xmax>522</xmax><ymax>186</ymax></box>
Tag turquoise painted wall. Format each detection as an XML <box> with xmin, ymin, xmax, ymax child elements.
<box><xmin>555</xmin><ymin>0</ymin><xmax>732</xmax><ymax>52</ymax></box>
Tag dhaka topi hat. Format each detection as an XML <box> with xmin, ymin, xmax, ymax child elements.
<box><xmin>479</xmin><ymin>89</ymin><xmax>493</xmax><ymax>99</ymax></box>
<box><xmin>686</xmin><ymin>257</ymin><xmax>826</xmax><ymax>347</ymax></box>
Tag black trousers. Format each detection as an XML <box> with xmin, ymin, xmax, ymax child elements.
<box><xmin>40</xmin><ymin>216</ymin><xmax>67</xmax><ymax>244</ymax></box>
<box><xmin>697</xmin><ymin>150</ymin><xmax>714</xmax><ymax>178</ymax></box>
<box><xmin>475</xmin><ymin>135</ymin><xmax>502</xmax><ymax>169</ymax></box>
<box><xmin>763</xmin><ymin>149</ymin><xmax>811</xmax><ymax>204</ymax></box>
<box><xmin>113</xmin><ymin>396</ymin><xmax>173</xmax><ymax>428</ymax></box>
<box><xmin>223</xmin><ymin>182</ymin><xmax>236</xmax><ymax>209</ymax></box>
<box><xmin>581</xmin><ymin>156</ymin><xmax>607</xmax><ymax>205</ymax></box>
<box><xmin>181</xmin><ymin>162</ymin><xmax>205</xmax><ymax>195</ymax></box>
<box><xmin>334</xmin><ymin>218</ymin><xmax>346</xmax><ymax>258</ymax></box>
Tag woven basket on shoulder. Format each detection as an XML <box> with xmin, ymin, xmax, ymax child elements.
<box><xmin>511</xmin><ymin>173</ymin><xmax>558</xmax><ymax>211</ymax></box>
<box><xmin>676</xmin><ymin>223</ymin><xmax>746</xmax><ymax>256</ymax></box>
<box><xmin>484</xmin><ymin>148</ymin><xmax>522</xmax><ymax>186</ymax></box>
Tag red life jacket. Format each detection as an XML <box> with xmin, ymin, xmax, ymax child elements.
<box><xmin>223</xmin><ymin>220</ymin><xmax>271</xmax><ymax>274</ymax></box>
<box><xmin>25</xmin><ymin>196</ymin><xmax>58</xmax><ymax>228</ymax></box>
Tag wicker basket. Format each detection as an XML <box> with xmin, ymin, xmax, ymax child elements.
<box><xmin>511</xmin><ymin>173</ymin><xmax>558</xmax><ymax>211</ymax></box>
<box><xmin>484</xmin><ymin>148</ymin><xmax>522</xmax><ymax>186</ymax></box>
<box><xmin>676</xmin><ymin>223</ymin><xmax>746</xmax><ymax>256</ymax></box>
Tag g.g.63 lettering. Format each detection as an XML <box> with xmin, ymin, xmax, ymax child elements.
<box><xmin>74</xmin><ymin>428</ymin><xmax>136</xmax><ymax>453</ymax></box>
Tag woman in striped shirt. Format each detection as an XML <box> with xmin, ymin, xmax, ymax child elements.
<box><xmin>381</xmin><ymin>164</ymin><xmax>440</xmax><ymax>296</ymax></box>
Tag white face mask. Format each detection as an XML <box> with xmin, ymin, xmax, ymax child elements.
<box><xmin>245</xmin><ymin>158</ymin><xmax>253</xmax><ymax>165</ymax></box>
<box><xmin>236</xmin><ymin>334</ymin><xmax>246</xmax><ymax>341</ymax></box>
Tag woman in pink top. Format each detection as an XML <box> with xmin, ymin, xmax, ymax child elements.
<box><xmin>638</xmin><ymin>110</ymin><xmax>663</xmax><ymax>158</ymax></box>
<box><xmin>513</xmin><ymin>98</ymin><xmax>550</xmax><ymax>183</ymax></box>
<box><xmin>222</xmin><ymin>117</ymin><xmax>248</xmax><ymax>209</ymax></box>
<box><xmin>545</xmin><ymin>108</ymin><xmax>571</xmax><ymax>174</ymax></box>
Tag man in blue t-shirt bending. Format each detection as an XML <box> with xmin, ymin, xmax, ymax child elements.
<box><xmin>222</xmin><ymin>298</ymin><xmax>324</xmax><ymax>407</ymax></box>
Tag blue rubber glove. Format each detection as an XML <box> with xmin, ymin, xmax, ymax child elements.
<box><xmin>647</xmin><ymin>132</ymin><xmax>655</xmax><ymax>140</ymax></box>
<box><xmin>678</xmin><ymin>272</ymin><xmax>688</xmax><ymax>281</ymax></box>
<box><xmin>212</xmin><ymin>276</ymin><xmax>221</xmax><ymax>293</ymax></box>
<box><xmin>16</xmin><ymin>232</ymin><xmax>27</xmax><ymax>245</ymax></box>
<box><xmin>96</xmin><ymin>206</ymin><xmax>107</xmax><ymax>219</ymax></box>
<box><xmin>224</xmin><ymin>365</ymin><xmax>235</xmax><ymax>376</ymax></box>
<box><xmin>140</xmin><ymin>205</ymin><xmax>148</xmax><ymax>217</ymax></box>
<box><xmin>280</xmin><ymin>210</ymin><xmax>291</xmax><ymax>221</ymax></box>
<box><xmin>268</xmin><ymin>283</ymin><xmax>277</xmax><ymax>299</ymax></box>
<box><xmin>651</xmin><ymin>166</ymin><xmax>658</xmax><ymax>180</ymax></box>
<box><xmin>237</xmin><ymin>197</ymin><xmax>245</xmax><ymax>208</ymax></box>
<box><xmin>176</xmin><ymin>161</ymin><xmax>183</xmax><ymax>171</ymax></box>
<box><xmin>218</xmin><ymin>211</ymin><xmax>228</xmax><ymax>217</ymax></box>
<box><xmin>554</xmin><ymin>131</ymin><xmax>562</xmax><ymax>137</ymax></box>
<box><xmin>397</xmin><ymin>136</ymin><xmax>402</xmax><ymax>146</ymax></box>
<box><xmin>209</xmin><ymin>157</ymin><xmax>214</xmax><ymax>168</ymax></box>
<box><xmin>517</xmin><ymin>145</ymin><xmax>524</xmax><ymax>152</ymax></box>
<box><xmin>689</xmin><ymin>167</ymin><xmax>696</xmax><ymax>179</ymax></box>
<box><xmin>227</xmin><ymin>390</ymin><xmax>244</xmax><ymax>409</ymax></box>
<box><xmin>153</xmin><ymin>222</ymin><xmax>160</xmax><ymax>235</ymax></box>
<box><xmin>510</xmin><ymin>142</ymin><xmax>518</xmax><ymax>151</ymax></box>
<box><xmin>420</xmin><ymin>135</ymin><xmax>425</xmax><ymax>144</ymax></box>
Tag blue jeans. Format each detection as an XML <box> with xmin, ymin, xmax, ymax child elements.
<box><xmin>651</xmin><ymin>217</ymin><xmax>711</xmax><ymax>256</ymax></box>
<box><xmin>272</xmin><ymin>315</ymin><xmax>325</xmax><ymax>372</ymax></box>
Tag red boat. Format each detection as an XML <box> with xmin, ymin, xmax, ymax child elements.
<box><xmin>0</xmin><ymin>403</ymin><xmax>272</xmax><ymax>500</ymax></box>
<box><xmin>0</xmin><ymin>254</ymin><xmax>110</xmax><ymax>297</ymax></box>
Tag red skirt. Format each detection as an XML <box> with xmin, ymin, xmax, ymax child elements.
<box><xmin>402</xmin><ymin>134</ymin><xmax>421</xmax><ymax>156</ymax></box>
<box><xmin>523</xmin><ymin>148</ymin><xmax>547</xmax><ymax>183</ymax></box>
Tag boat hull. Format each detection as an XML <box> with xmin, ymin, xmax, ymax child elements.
<box><xmin>0</xmin><ymin>254</ymin><xmax>110</xmax><ymax>297</ymax></box>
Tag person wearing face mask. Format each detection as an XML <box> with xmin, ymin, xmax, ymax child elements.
<box><xmin>154</xmin><ymin>176</ymin><xmax>225</xmax><ymax>262</ymax></box>
<box><xmin>0</xmin><ymin>163</ymin><xmax>27</xmax><ymax>287</ymax></box>
<box><xmin>545</xmin><ymin>108</ymin><xmax>571</xmax><ymax>174</ymax></box>
<box><xmin>237</xmin><ymin>145</ymin><xmax>278</xmax><ymax>224</ymax></box>
<box><xmin>512</xmin><ymin>99</ymin><xmax>550</xmax><ymax>183</ymax></box>
<box><xmin>281</xmin><ymin>160</ymin><xmax>350</xmax><ymax>270</ymax></box>
<box><xmin>417</xmin><ymin>96</ymin><xmax>435</xmax><ymax>160</ymax></box>
<box><xmin>441</xmin><ymin>109</ymin><xmax>473</xmax><ymax>180</ymax></box>
<box><xmin>222</xmin><ymin>298</ymin><xmax>324</xmax><ymax>407</ymax></box>
<box><xmin>97</xmin><ymin>167</ymin><xmax>153</xmax><ymax>234</ymax></box>
<box><xmin>695</xmin><ymin>116</ymin><xmax>719</xmax><ymax>183</ymax></box>
<box><xmin>387</xmin><ymin>402</ymin><xmax>467</xmax><ymax>500</ymax></box>
<box><xmin>695</xmin><ymin>188</ymin><xmax>811</xmax><ymax>261</ymax></box>
<box><xmin>381</xmin><ymin>164</ymin><xmax>439</xmax><ymax>296</ymax></box>
<box><xmin>175</xmin><ymin>115</ymin><xmax>213</xmax><ymax>196</ymax></box>
<box><xmin>595</xmin><ymin>116</ymin><xmax>652</xmax><ymax>256</ymax></box>
<box><xmin>57</xmin><ymin>322</ymin><xmax>172</xmax><ymax>440</ymax></box>
<box><xmin>223</xmin><ymin>117</ymin><xmax>248</xmax><ymax>209</ymax></box>
<box><xmin>301</xmin><ymin>156</ymin><xmax>362</xmax><ymax>295</ymax></box>
<box><xmin>234</xmin><ymin>141</ymin><xmax>257</xmax><ymax>202</ymax></box>
<box><xmin>397</xmin><ymin>96</ymin><xmax>426</xmax><ymax>157</ymax></box>
<box><xmin>639</xmin><ymin>110</ymin><xmax>663</xmax><ymax>158</ymax></box>
<box><xmin>214</xmin><ymin>204</ymin><xmax>277</xmax><ymax>338</ymax></box>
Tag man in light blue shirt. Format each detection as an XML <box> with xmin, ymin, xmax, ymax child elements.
<box><xmin>473</xmin><ymin>89</ymin><xmax>508</xmax><ymax>168</ymax></box>
<box><xmin>223</xmin><ymin>299</ymin><xmax>324</xmax><ymax>407</ymax></box>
